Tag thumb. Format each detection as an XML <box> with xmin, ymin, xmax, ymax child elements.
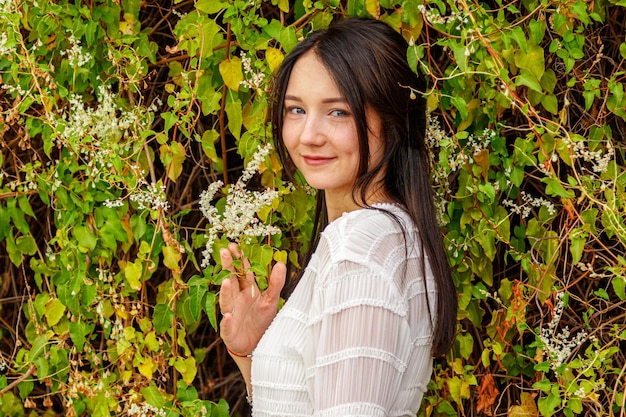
<box><xmin>264</xmin><ymin>262</ymin><xmax>286</xmax><ymax>303</ymax></box>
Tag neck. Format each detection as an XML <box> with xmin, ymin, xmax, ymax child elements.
<box><xmin>324</xmin><ymin>185</ymin><xmax>391</xmax><ymax>222</ymax></box>
<box><xmin>325</xmin><ymin>191</ymin><xmax>361</xmax><ymax>222</ymax></box>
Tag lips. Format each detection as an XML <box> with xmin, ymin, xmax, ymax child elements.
<box><xmin>302</xmin><ymin>155</ymin><xmax>335</xmax><ymax>166</ymax></box>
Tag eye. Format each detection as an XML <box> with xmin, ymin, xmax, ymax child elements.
<box><xmin>286</xmin><ymin>106</ymin><xmax>305</xmax><ymax>115</ymax></box>
<box><xmin>330</xmin><ymin>109</ymin><xmax>350</xmax><ymax>117</ymax></box>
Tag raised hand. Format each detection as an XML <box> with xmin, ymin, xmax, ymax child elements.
<box><xmin>218</xmin><ymin>242</ymin><xmax>286</xmax><ymax>357</ymax></box>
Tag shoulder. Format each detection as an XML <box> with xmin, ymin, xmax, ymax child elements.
<box><xmin>317</xmin><ymin>203</ymin><xmax>420</xmax><ymax>274</ymax></box>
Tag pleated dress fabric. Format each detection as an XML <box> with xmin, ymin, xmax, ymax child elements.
<box><xmin>251</xmin><ymin>203</ymin><xmax>437</xmax><ymax>417</ymax></box>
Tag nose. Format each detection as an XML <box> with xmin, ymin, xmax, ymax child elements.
<box><xmin>299</xmin><ymin>114</ymin><xmax>326</xmax><ymax>146</ymax></box>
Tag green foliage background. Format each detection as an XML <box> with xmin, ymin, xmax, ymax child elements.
<box><xmin>0</xmin><ymin>0</ymin><xmax>625</xmax><ymax>416</ymax></box>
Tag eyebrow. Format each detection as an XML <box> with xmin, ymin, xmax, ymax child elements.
<box><xmin>284</xmin><ymin>94</ymin><xmax>347</xmax><ymax>104</ymax></box>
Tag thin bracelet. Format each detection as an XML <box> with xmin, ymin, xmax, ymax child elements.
<box><xmin>225</xmin><ymin>345</ymin><xmax>252</xmax><ymax>358</ymax></box>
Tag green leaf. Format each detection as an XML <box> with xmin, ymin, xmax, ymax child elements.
<box><xmin>538</xmin><ymin>392</ymin><xmax>562</xmax><ymax>417</ymax></box>
<box><xmin>473</xmin><ymin>218</ymin><xmax>496</xmax><ymax>262</ymax></box>
<box><xmin>142</xmin><ymin>382</ymin><xmax>167</xmax><ymax>408</ymax></box>
<box><xmin>125</xmin><ymin>261</ymin><xmax>143</xmax><ymax>290</ymax></box>
<box><xmin>541</xmin><ymin>94</ymin><xmax>558</xmax><ymax>114</ymax></box>
<box><xmin>509</xmin><ymin>26</ymin><xmax>528</xmax><ymax>52</ymax></box>
<box><xmin>73</xmin><ymin>225</ymin><xmax>98</xmax><ymax>251</ymax></box>
<box><xmin>365</xmin><ymin>0</ymin><xmax>379</xmax><ymax>18</ymax></box>
<box><xmin>17</xmin><ymin>195</ymin><xmax>36</xmax><ymax>217</ymax></box>
<box><xmin>219</xmin><ymin>57</ymin><xmax>243</xmax><ymax>92</ymax></box>
<box><xmin>45</xmin><ymin>298</ymin><xmax>66</xmax><ymax>327</ymax></box>
<box><xmin>452</xmin><ymin>44</ymin><xmax>468</xmax><ymax>71</ymax></box>
<box><xmin>515</xmin><ymin>43</ymin><xmax>545</xmax><ymax>79</ymax></box>
<box><xmin>214</xmin><ymin>398</ymin><xmax>231</xmax><ymax>417</ymax></box>
<box><xmin>201</xmin><ymin>129</ymin><xmax>221</xmax><ymax>162</ymax></box>
<box><xmin>205</xmin><ymin>291</ymin><xmax>218</xmax><ymax>330</ymax></box>
<box><xmin>69</xmin><ymin>321</ymin><xmax>92</xmax><ymax>351</ymax></box>
<box><xmin>451</xmin><ymin>95</ymin><xmax>468</xmax><ymax>120</ymax></box>
<box><xmin>166</xmin><ymin>141</ymin><xmax>186</xmax><ymax>181</ymax></box>
<box><xmin>226</xmin><ymin>99</ymin><xmax>243</xmax><ymax>139</ymax></box>
<box><xmin>613</xmin><ymin>275</ymin><xmax>626</xmax><ymax>300</ymax></box>
<box><xmin>540</xmin><ymin>69</ymin><xmax>557</xmax><ymax>93</ymax></box>
<box><xmin>16</xmin><ymin>234</ymin><xmax>37</xmax><ymax>255</ymax></box>
<box><xmin>529</xmin><ymin>19</ymin><xmax>546</xmax><ymax>44</ymax></box>
<box><xmin>542</xmin><ymin>177</ymin><xmax>575</xmax><ymax>198</ymax></box>
<box><xmin>163</xmin><ymin>245</ymin><xmax>181</xmax><ymax>271</ymax></box>
<box><xmin>266</xmin><ymin>47</ymin><xmax>284</xmax><ymax>73</ymax></box>
<box><xmin>153</xmin><ymin>303</ymin><xmax>175</xmax><ymax>334</ymax></box>
<box><xmin>456</xmin><ymin>332</ymin><xmax>474</xmax><ymax>359</ymax></box>
<box><xmin>569</xmin><ymin>229</ymin><xmax>586</xmax><ymax>264</ymax></box>
<box><xmin>280</xmin><ymin>26</ymin><xmax>298</xmax><ymax>53</ymax></box>
<box><xmin>174</xmin><ymin>356</ymin><xmax>197</xmax><ymax>385</ymax></box>
<box><xmin>195</xmin><ymin>0</ymin><xmax>227</xmax><ymax>14</ymax></box>
<box><xmin>516</xmin><ymin>69</ymin><xmax>543</xmax><ymax>93</ymax></box>
<box><xmin>188</xmin><ymin>278</ymin><xmax>208</xmax><ymax>322</ymax></box>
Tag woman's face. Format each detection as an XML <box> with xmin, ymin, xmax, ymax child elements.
<box><xmin>282</xmin><ymin>51</ymin><xmax>384</xmax><ymax>203</ymax></box>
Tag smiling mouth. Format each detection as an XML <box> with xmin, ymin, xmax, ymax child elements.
<box><xmin>302</xmin><ymin>156</ymin><xmax>335</xmax><ymax>166</ymax></box>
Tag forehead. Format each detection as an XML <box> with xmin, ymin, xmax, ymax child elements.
<box><xmin>285</xmin><ymin>51</ymin><xmax>342</xmax><ymax>98</ymax></box>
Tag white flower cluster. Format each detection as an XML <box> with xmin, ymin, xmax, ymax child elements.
<box><xmin>417</xmin><ymin>4</ymin><xmax>469</xmax><ymax>30</ymax></box>
<box><xmin>128</xmin><ymin>181</ymin><xmax>170</xmax><ymax>212</ymax></box>
<box><xmin>573</xmin><ymin>379</ymin><xmax>605</xmax><ymax>399</ymax></box>
<box><xmin>60</xmin><ymin>85</ymin><xmax>137</xmax><ymax>143</ymax></box>
<box><xmin>561</xmin><ymin>137</ymin><xmax>614</xmax><ymax>174</ymax></box>
<box><xmin>576</xmin><ymin>262</ymin><xmax>611</xmax><ymax>279</ymax></box>
<box><xmin>240</xmin><ymin>51</ymin><xmax>265</xmax><ymax>90</ymax></box>
<box><xmin>502</xmin><ymin>190</ymin><xmax>556</xmax><ymax>218</ymax></box>
<box><xmin>50</xmin><ymin>85</ymin><xmax>149</xmax><ymax>193</ymax></box>
<box><xmin>60</xmin><ymin>32</ymin><xmax>93</xmax><ymax>68</ymax></box>
<box><xmin>104</xmin><ymin>199</ymin><xmax>124</xmax><ymax>208</ymax></box>
<box><xmin>1</xmin><ymin>82</ymin><xmax>27</xmax><ymax>96</ymax></box>
<box><xmin>426</xmin><ymin>114</ymin><xmax>501</xmax><ymax>224</ymax></box>
<box><xmin>127</xmin><ymin>403</ymin><xmax>166</xmax><ymax>417</ymax></box>
<box><xmin>539</xmin><ymin>292</ymin><xmax>588</xmax><ymax>371</ymax></box>
<box><xmin>0</xmin><ymin>32</ymin><xmax>16</xmax><ymax>56</ymax></box>
<box><xmin>0</xmin><ymin>0</ymin><xmax>14</xmax><ymax>12</ymax></box>
<box><xmin>199</xmin><ymin>143</ymin><xmax>280</xmax><ymax>268</ymax></box>
<box><xmin>426</xmin><ymin>114</ymin><xmax>496</xmax><ymax>173</ymax></box>
<box><xmin>468</xmin><ymin>128</ymin><xmax>496</xmax><ymax>154</ymax></box>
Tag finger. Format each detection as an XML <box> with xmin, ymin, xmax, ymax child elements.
<box><xmin>220</xmin><ymin>247</ymin><xmax>237</xmax><ymax>274</ymax></box>
<box><xmin>219</xmin><ymin>275</ymin><xmax>235</xmax><ymax>313</ymax></box>
<box><xmin>264</xmin><ymin>262</ymin><xmax>286</xmax><ymax>304</ymax></box>
<box><xmin>220</xmin><ymin>247</ymin><xmax>243</xmax><ymax>288</ymax></box>
<box><xmin>227</xmin><ymin>242</ymin><xmax>254</xmax><ymax>284</ymax></box>
<box><xmin>228</xmin><ymin>242</ymin><xmax>253</xmax><ymax>270</ymax></box>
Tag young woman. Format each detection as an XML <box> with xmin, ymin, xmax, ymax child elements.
<box><xmin>218</xmin><ymin>17</ymin><xmax>457</xmax><ymax>416</ymax></box>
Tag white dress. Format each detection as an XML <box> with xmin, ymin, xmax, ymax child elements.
<box><xmin>251</xmin><ymin>203</ymin><xmax>437</xmax><ymax>417</ymax></box>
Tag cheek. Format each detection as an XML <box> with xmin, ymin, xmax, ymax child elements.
<box><xmin>282</xmin><ymin>123</ymin><xmax>298</xmax><ymax>157</ymax></box>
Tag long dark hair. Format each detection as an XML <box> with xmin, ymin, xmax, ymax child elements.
<box><xmin>268</xmin><ymin>17</ymin><xmax>457</xmax><ymax>356</ymax></box>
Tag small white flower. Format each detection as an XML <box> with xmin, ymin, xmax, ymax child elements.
<box><xmin>199</xmin><ymin>143</ymin><xmax>280</xmax><ymax>268</ymax></box>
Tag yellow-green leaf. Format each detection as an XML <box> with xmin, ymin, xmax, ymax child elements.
<box><xmin>174</xmin><ymin>356</ymin><xmax>197</xmax><ymax>385</ymax></box>
<box><xmin>508</xmin><ymin>392</ymin><xmax>539</xmax><ymax>417</ymax></box>
<box><xmin>273</xmin><ymin>250</ymin><xmax>288</xmax><ymax>264</ymax></box>
<box><xmin>163</xmin><ymin>245</ymin><xmax>181</xmax><ymax>272</ymax></box>
<box><xmin>137</xmin><ymin>356</ymin><xmax>155</xmax><ymax>379</ymax></box>
<box><xmin>167</xmin><ymin>141</ymin><xmax>186</xmax><ymax>181</ymax></box>
<box><xmin>277</xmin><ymin>0</ymin><xmax>289</xmax><ymax>12</ymax></box>
<box><xmin>219</xmin><ymin>57</ymin><xmax>243</xmax><ymax>91</ymax></box>
<box><xmin>45</xmin><ymin>298</ymin><xmax>65</xmax><ymax>327</ymax></box>
<box><xmin>125</xmin><ymin>261</ymin><xmax>143</xmax><ymax>290</ymax></box>
<box><xmin>266</xmin><ymin>47</ymin><xmax>284</xmax><ymax>73</ymax></box>
<box><xmin>145</xmin><ymin>331</ymin><xmax>160</xmax><ymax>352</ymax></box>
<box><xmin>365</xmin><ymin>0</ymin><xmax>380</xmax><ymax>18</ymax></box>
